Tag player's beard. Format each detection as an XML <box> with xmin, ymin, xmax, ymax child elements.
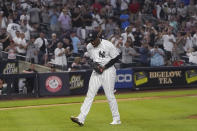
<box><xmin>91</xmin><ymin>38</ymin><xmax>100</xmax><ymax>47</ymax></box>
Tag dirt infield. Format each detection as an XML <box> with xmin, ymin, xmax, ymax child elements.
<box><xmin>0</xmin><ymin>94</ymin><xmax>197</xmax><ymax>111</ymax></box>
<box><xmin>189</xmin><ymin>115</ymin><xmax>197</xmax><ymax>119</ymax></box>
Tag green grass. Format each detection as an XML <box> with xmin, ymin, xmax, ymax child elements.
<box><xmin>0</xmin><ymin>89</ymin><xmax>197</xmax><ymax>131</ymax></box>
<box><xmin>0</xmin><ymin>88</ymin><xmax>197</xmax><ymax>108</ymax></box>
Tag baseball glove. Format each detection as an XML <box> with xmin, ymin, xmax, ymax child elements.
<box><xmin>92</xmin><ymin>62</ymin><xmax>104</xmax><ymax>74</ymax></box>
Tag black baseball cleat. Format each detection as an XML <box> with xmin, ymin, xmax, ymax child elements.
<box><xmin>70</xmin><ymin>116</ymin><xmax>84</xmax><ymax>126</ymax></box>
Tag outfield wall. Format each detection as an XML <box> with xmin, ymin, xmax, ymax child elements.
<box><xmin>132</xmin><ymin>66</ymin><xmax>197</xmax><ymax>90</ymax></box>
<box><xmin>0</xmin><ymin>66</ymin><xmax>197</xmax><ymax>98</ymax></box>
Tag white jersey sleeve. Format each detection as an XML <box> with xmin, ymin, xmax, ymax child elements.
<box><xmin>86</xmin><ymin>43</ymin><xmax>94</xmax><ymax>60</ymax></box>
<box><xmin>105</xmin><ymin>40</ymin><xmax>120</xmax><ymax>59</ymax></box>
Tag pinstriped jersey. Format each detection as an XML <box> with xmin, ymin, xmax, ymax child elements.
<box><xmin>87</xmin><ymin>39</ymin><xmax>120</xmax><ymax>67</ymax></box>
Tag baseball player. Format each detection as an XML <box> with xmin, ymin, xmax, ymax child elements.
<box><xmin>70</xmin><ymin>30</ymin><xmax>121</xmax><ymax>126</ymax></box>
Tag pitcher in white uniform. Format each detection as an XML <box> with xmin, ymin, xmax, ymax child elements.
<box><xmin>70</xmin><ymin>31</ymin><xmax>121</xmax><ymax>126</ymax></box>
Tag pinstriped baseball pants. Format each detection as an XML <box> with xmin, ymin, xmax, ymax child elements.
<box><xmin>77</xmin><ymin>66</ymin><xmax>120</xmax><ymax>123</ymax></box>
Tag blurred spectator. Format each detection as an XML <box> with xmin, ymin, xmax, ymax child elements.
<box><xmin>105</xmin><ymin>17</ymin><xmax>117</xmax><ymax>39</ymax></box>
<box><xmin>20</xmin><ymin>10</ymin><xmax>30</xmax><ymax>24</ymax></box>
<box><xmin>167</xmin><ymin>3</ymin><xmax>177</xmax><ymax>21</ymax></box>
<box><xmin>92</xmin><ymin>0</ymin><xmax>103</xmax><ymax>13</ymax></box>
<box><xmin>110</xmin><ymin>32</ymin><xmax>123</xmax><ymax>51</ymax></box>
<box><xmin>169</xmin><ymin>16</ymin><xmax>178</xmax><ymax>33</ymax></box>
<box><xmin>62</xmin><ymin>37</ymin><xmax>73</xmax><ymax>57</ymax></box>
<box><xmin>16</xmin><ymin>32</ymin><xmax>27</xmax><ymax>57</ymax></box>
<box><xmin>26</xmin><ymin>36</ymin><xmax>38</xmax><ymax>63</ymax></box>
<box><xmin>138</xmin><ymin>43</ymin><xmax>150</xmax><ymax>66</ymax></box>
<box><xmin>110</xmin><ymin>0</ymin><xmax>118</xmax><ymax>9</ymax></box>
<box><xmin>155</xmin><ymin>2</ymin><xmax>162</xmax><ymax>19</ymax></box>
<box><xmin>120</xmin><ymin>0</ymin><xmax>130</xmax><ymax>12</ymax></box>
<box><xmin>28</xmin><ymin>4</ymin><xmax>41</xmax><ymax>25</ymax></box>
<box><xmin>20</xmin><ymin>0</ymin><xmax>31</xmax><ymax>10</ymax></box>
<box><xmin>7</xmin><ymin>13</ymin><xmax>14</xmax><ymax>25</ymax></box>
<box><xmin>174</xmin><ymin>32</ymin><xmax>186</xmax><ymax>57</ymax></box>
<box><xmin>54</xmin><ymin>42</ymin><xmax>68</xmax><ymax>70</ymax></box>
<box><xmin>11</xmin><ymin>1</ymin><xmax>17</xmax><ymax>12</ymax></box>
<box><xmin>71</xmin><ymin>56</ymin><xmax>82</xmax><ymax>71</ymax></box>
<box><xmin>59</xmin><ymin>30</ymin><xmax>70</xmax><ymax>42</ymax></box>
<box><xmin>91</xmin><ymin>8</ymin><xmax>102</xmax><ymax>30</ymax></box>
<box><xmin>58</xmin><ymin>8</ymin><xmax>72</xmax><ymax>31</ymax></box>
<box><xmin>187</xmin><ymin>48</ymin><xmax>197</xmax><ymax>64</ymax></box>
<box><xmin>184</xmin><ymin>32</ymin><xmax>193</xmax><ymax>53</ymax></box>
<box><xmin>70</xmin><ymin>31</ymin><xmax>81</xmax><ymax>55</ymax></box>
<box><xmin>41</xmin><ymin>6</ymin><xmax>50</xmax><ymax>27</ymax></box>
<box><xmin>20</xmin><ymin>18</ymin><xmax>35</xmax><ymax>41</ymax></box>
<box><xmin>71</xmin><ymin>7</ymin><xmax>83</xmax><ymax>39</ymax></box>
<box><xmin>192</xmin><ymin>30</ymin><xmax>197</xmax><ymax>48</ymax></box>
<box><xmin>132</xmin><ymin>26</ymin><xmax>143</xmax><ymax>47</ymax></box>
<box><xmin>34</xmin><ymin>32</ymin><xmax>49</xmax><ymax>65</ymax></box>
<box><xmin>22</xmin><ymin>61</ymin><xmax>37</xmax><ymax>94</ymax></box>
<box><xmin>171</xmin><ymin>36</ymin><xmax>185</xmax><ymax>66</ymax></box>
<box><xmin>7</xmin><ymin>22</ymin><xmax>21</xmax><ymax>39</ymax></box>
<box><xmin>129</xmin><ymin>0</ymin><xmax>140</xmax><ymax>21</ymax></box>
<box><xmin>13</xmin><ymin>30</ymin><xmax>21</xmax><ymax>45</ymax></box>
<box><xmin>5</xmin><ymin>40</ymin><xmax>17</xmax><ymax>60</ymax></box>
<box><xmin>119</xmin><ymin>10</ymin><xmax>130</xmax><ymax>30</ymax></box>
<box><xmin>162</xmin><ymin>28</ymin><xmax>176</xmax><ymax>64</ymax></box>
<box><xmin>12</xmin><ymin>11</ymin><xmax>20</xmax><ymax>24</ymax></box>
<box><xmin>0</xmin><ymin>28</ymin><xmax>10</xmax><ymax>50</ymax></box>
<box><xmin>150</xmin><ymin>45</ymin><xmax>165</xmax><ymax>66</ymax></box>
<box><xmin>186</xmin><ymin>18</ymin><xmax>196</xmax><ymax>31</ymax></box>
<box><xmin>82</xmin><ymin>7</ymin><xmax>93</xmax><ymax>30</ymax></box>
<box><xmin>0</xmin><ymin>11</ymin><xmax>7</xmax><ymax>29</ymax></box>
<box><xmin>49</xmin><ymin>7</ymin><xmax>60</xmax><ymax>32</ymax></box>
<box><xmin>101</xmin><ymin>2</ymin><xmax>114</xmax><ymax>18</ymax></box>
<box><xmin>177</xmin><ymin>2</ymin><xmax>187</xmax><ymax>24</ymax></box>
<box><xmin>48</xmin><ymin>33</ymin><xmax>59</xmax><ymax>60</ymax></box>
<box><xmin>120</xmin><ymin>40</ymin><xmax>140</xmax><ymax>68</ymax></box>
<box><xmin>147</xmin><ymin>24</ymin><xmax>158</xmax><ymax>47</ymax></box>
<box><xmin>121</xmin><ymin>26</ymin><xmax>135</xmax><ymax>46</ymax></box>
<box><xmin>0</xmin><ymin>0</ymin><xmax>196</xmax><ymax>69</ymax></box>
<box><xmin>188</xmin><ymin>3</ymin><xmax>197</xmax><ymax>17</ymax></box>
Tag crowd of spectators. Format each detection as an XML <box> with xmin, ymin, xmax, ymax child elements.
<box><xmin>0</xmin><ymin>0</ymin><xmax>197</xmax><ymax>72</ymax></box>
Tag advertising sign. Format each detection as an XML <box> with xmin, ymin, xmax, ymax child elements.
<box><xmin>38</xmin><ymin>73</ymin><xmax>70</xmax><ymax>96</ymax></box>
<box><xmin>0</xmin><ymin>60</ymin><xmax>18</xmax><ymax>74</ymax></box>
<box><xmin>115</xmin><ymin>69</ymin><xmax>133</xmax><ymax>89</ymax></box>
<box><xmin>133</xmin><ymin>66</ymin><xmax>197</xmax><ymax>89</ymax></box>
<box><xmin>69</xmin><ymin>70</ymin><xmax>91</xmax><ymax>95</ymax></box>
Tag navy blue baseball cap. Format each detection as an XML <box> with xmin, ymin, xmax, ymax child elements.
<box><xmin>86</xmin><ymin>31</ymin><xmax>99</xmax><ymax>43</ymax></box>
